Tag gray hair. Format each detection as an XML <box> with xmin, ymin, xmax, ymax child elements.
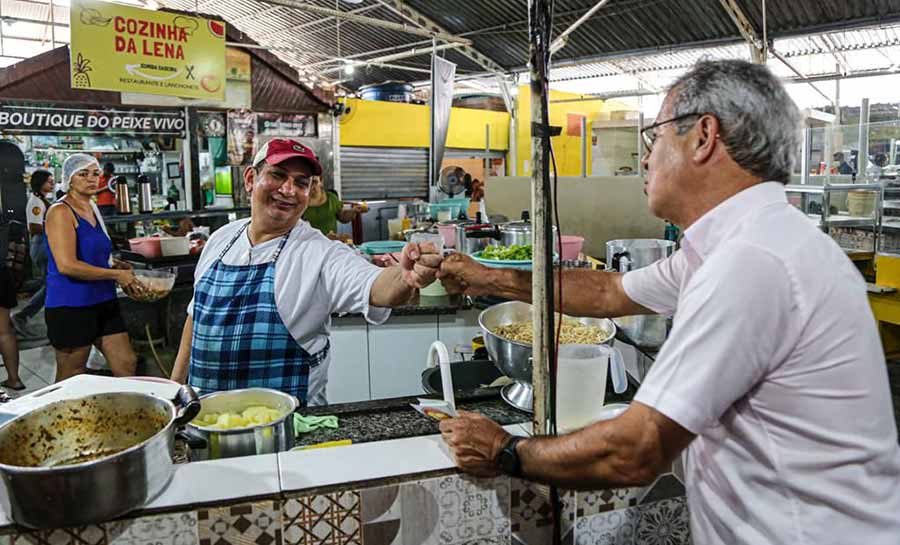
<box><xmin>668</xmin><ymin>59</ymin><xmax>801</xmax><ymax>184</ymax></box>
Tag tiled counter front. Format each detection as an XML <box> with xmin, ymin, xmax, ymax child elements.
<box><xmin>0</xmin><ymin>470</ymin><xmax>688</xmax><ymax>545</ymax></box>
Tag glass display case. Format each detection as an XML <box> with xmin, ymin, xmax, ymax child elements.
<box><xmin>785</xmin><ymin>182</ymin><xmax>883</xmax><ymax>254</ymax></box>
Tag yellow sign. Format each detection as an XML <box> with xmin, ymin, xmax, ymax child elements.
<box><xmin>70</xmin><ymin>0</ymin><xmax>226</xmax><ymax>100</ymax></box>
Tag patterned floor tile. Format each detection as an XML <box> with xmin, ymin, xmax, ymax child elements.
<box><xmin>107</xmin><ymin>512</ymin><xmax>198</xmax><ymax>545</ymax></box>
<box><xmin>406</xmin><ymin>474</ymin><xmax>511</xmax><ymax>545</ymax></box>
<box><xmin>199</xmin><ymin>501</ymin><xmax>282</xmax><ymax>545</ymax></box>
<box><xmin>8</xmin><ymin>525</ymin><xmax>107</xmax><ymax>545</ymax></box>
<box><xmin>282</xmin><ymin>492</ymin><xmax>360</xmax><ymax>545</ymax></box>
<box><xmin>574</xmin><ymin>507</ymin><xmax>640</xmax><ymax>545</ymax></box>
<box><xmin>360</xmin><ymin>486</ymin><xmax>402</xmax><ymax>545</ymax></box>
<box><xmin>634</xmin><ymin>499</ymin><xmax>690</xmax><ymax>545</ymax></box>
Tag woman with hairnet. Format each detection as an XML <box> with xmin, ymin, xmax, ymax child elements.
<box><xmin>44</xmin><ymin>154</ymin><xmax>139</xmax><ymax>382</ymax></box>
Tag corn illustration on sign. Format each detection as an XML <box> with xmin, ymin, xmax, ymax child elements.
<box><xmin>70</xmin><ymin>0</ymin><xmax>226</xmax><ymax>101</ymax></box>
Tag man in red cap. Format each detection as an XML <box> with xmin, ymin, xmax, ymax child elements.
<box><xmin>171</xmin><ymin>138</ymin><xmax>441</xmax><ymax>405</ymax></box>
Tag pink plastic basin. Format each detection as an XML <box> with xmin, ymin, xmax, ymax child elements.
<box><xmin>559</xmin><ymin>235</ymin><xmax>585</xmax><ymax>260</ymax></box>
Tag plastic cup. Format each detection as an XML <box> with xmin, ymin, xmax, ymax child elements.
<box><xmin>410</xmin><ymin>232</ymin><xmax>444</xmax><ymax>255</ymax></box>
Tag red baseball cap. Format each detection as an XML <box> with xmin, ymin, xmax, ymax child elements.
<box><xmin>253</xmin><ymin>138</ymin><xmax>323</xmax><ymax>176</ymax></box>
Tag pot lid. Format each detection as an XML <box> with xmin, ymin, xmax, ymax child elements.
<box><xmin>500</xmin><ymin>221</ymin><xmax>532</xmax><ymax>233</ymax></box>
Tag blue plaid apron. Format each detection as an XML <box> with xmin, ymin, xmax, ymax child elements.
<box><xmin>189</xmin><ymin>223</ymin><xmax>329</xmax><ymax>405</ymax></box>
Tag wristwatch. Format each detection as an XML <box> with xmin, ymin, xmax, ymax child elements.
<box><xmin>496</xmin><ymin>436</ymin><xmax>526</xmax><ymax>478</ymax></box>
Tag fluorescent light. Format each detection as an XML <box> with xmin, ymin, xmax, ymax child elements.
<box><xmin>344</xmin><ymin>63</ymin><xmax>355</xmax><ymax>75</ymax></box>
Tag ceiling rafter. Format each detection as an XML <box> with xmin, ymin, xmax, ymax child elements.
<box><xmin>377</xmin><ymin>0</ymin><xmax>506</xmax><ymax>74</ymax></box>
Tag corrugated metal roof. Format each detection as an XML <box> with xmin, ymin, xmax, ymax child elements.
<box><xmin>4</xmin><ymin>0</ymin><xmax>900</xmax><ymax>88</ymax></box>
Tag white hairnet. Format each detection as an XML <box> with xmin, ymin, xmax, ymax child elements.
<box><xmin>61</xmin><ymin>153</ymin><xmax>100</xmax><ymax>193</ymax></box>
<box><xmin>59</xmin><ymin>153</ymin><xmax>110</xmax><ymax>241</ymax></box>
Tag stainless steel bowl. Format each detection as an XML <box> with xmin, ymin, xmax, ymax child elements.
<box><xmin>478</xmin><ymin>301</ymin><xmax>617</xmax><ymax>412</ymax></box>
<box><xmin>185</xmin><ymin>388</ymin><xmax>298</xmax><ymax>460</ymax></box>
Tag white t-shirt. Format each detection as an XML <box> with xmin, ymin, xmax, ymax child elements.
<box><xmin>26</xmin><ymin>194</ymin><xmax>47</xmax><ymax>227</ymax></box>
<box><xmin>624</xmin><ymin>182</ymin><xmax>900</xmax><ymax>544</ymax></box>
<box><xmin>188</xmin><ymin>218</ymin><xmax>390</xmax><ymax>354</ymax></box>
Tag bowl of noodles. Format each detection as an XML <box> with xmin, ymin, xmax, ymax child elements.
<box><xmin>478</xmin><ymin>301</ymin><xmax>617</xmax><ymax>411</ymax></box>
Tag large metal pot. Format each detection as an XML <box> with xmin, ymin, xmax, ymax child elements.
<box><xmin>606</xmin><ymin>239</ymin><xmax>676</xmax><ymax>350</ymax></box>
<box><xmin>498</xmin><ymin>221</ymin><xmax>557</xmax><ymax>247</ymax></box>
<box><xmin>0</xmin><ymin>386</ymin><xmax>200</xmax><ymax>529</ymax></box>
<box><xmin>478</xmin><ymin>301</ymin><xmax>616</xmax><ymax>412</ymax></box>
<box><xmin>185</xmin><ymin>388</ymin><xmax>298</xmax><ymax>460</ymax></box>
<box><xmin>457</xmin><ymin>223</ymin><xmax>499</xmax><ymax>255</ymax></box>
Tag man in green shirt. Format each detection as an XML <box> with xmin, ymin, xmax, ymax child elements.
<box><xmin>303</xmin><ymin>176</ymin><xmax>366</xmax><ymax>238</ymax></box>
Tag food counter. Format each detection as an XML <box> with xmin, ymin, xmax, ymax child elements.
<box><xmin>0</xmin><ymin>372</ymin><xmax>690</xmax><ymax>545</ymax></box>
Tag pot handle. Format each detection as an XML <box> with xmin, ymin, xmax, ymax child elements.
<box><xmin>173</xmin><ymin>384</ymin><xmax>201</xmax><ymax>426</ymax></box>
<box><xmin>176</xmin><ymin>428</ymin><xmax>208</xmax><ymax>450</ymax></box>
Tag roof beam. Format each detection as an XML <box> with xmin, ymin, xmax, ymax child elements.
<box><xmin>550</xmin><ymin>0</ymin><xmax>611</xmax><ymax>55</ymax></box>
<box><xmin>303</xmin><ymin>41</ymin><xmax>459</xmax><ymax>69</ymax></box>
<box><xmin>718</xmin><ymin>0</ymin><xmax>766</xmax><ymax>63</ymax></box>
<box><xmin>318</xmin><ymin>44</ymin><xmax>462</xmax><ymax>75</ymax></box>
<box><xmin>770</xmin><ymin>49</ymin><xmax>833</xmax><ymax>104</ymax></box>
<box><xmin>376</xmin><ymin>0</ymin><xmax>506</xmax><ymax>73</ymax></box>
<box><xmin>819</xmin><ymin>34</ymin><xmax>852</xmax><ymax>75</ymax></box>
<box><xmin>255</xmin><ymin>3</ymin><xmax>382</xmax><ymax>43</ymax></box>
<box><xmin>255</xmin><ymin>0</ymin><xmax>471</xmax><ymax>44</ymax></box>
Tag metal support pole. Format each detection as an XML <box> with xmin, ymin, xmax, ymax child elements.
<box><xmin>835</xmin><ymin>74</ymin><xmax>841</xmax><ymax>126</ymax></box>
<box><xmin>858</xmin><ymin>97</ymin><xmax>870</xmax><ymax>179</ymax></box>
<box><xmin>509</xmin><ymin>116</ymin><xmax>518</xmax><ymax>176</ymax></box>
<box><xmin>580</xmin><ymin>116</ymin><xmax>587</xmax><ymax>177</ymax></box>
<box><xmin>801</xmin><ymin>127</ymin><xmax>810</xmax><ymax>185</ymax></box>
<box><xmin>637</xmin><ymin>112</ymin><xmax>645</xmax><ymax>177</ymax></box>
<box><xmin>49</xmin><ymin>0</ymin><xmax>56</xmax><ymax>49</ymax></box>
<box><xmin>529</xmin><ymin>0</ymin><xmax>554</xmax><ymax>436</ymax></box>
<box><xmin>485</xmin><ymin>124</ymin><xmax>491</xmax><ymax>180</ymax></box>
<box><xmin>183</xmin><ymin>107</ymin><xmax>197</xmax><ymax>211</ymax></box>
<box><xmin>332</xmin><ymin>113</ymin><xmax>342</xmax><ymax>198</ymax></box>
<box><xmin>428</xmin><ymin>37</ymin><xmax>436</xmax><ymax>199</ymax></box>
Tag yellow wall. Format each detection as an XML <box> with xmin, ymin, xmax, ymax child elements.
<box><xmin>514</xmin><ymin>87</ymin><xmax>627</xmax><ymax>176</ymax></box>
<box><xmin>338</xmin><ymin>98</ymin><xmax>509</xmax><ymax>150</ymax></box>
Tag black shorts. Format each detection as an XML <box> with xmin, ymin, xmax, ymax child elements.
<box><xmin>45</xmin><ymin>298</ymin><xmax>127</xmax><ymax>349</ymax></box>
<box><xmin>0</xmin><ymin>268</ymin><xmax>16</xmax><ymax>309</ymax></box>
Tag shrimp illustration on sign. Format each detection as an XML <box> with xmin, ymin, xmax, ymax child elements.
<box><xmin>79</xmin><ymin>6</ymin><xmax>111</xmax><ymax>26</ymax></box>
<box><xmin>72</xmin><ymin>53</ymin><xmax>93</xmax><ymax>88</ymax></box>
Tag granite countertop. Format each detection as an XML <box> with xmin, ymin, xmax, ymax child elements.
<box><xmin>295</xmin><ymin>394</ymin><xmax>528</xmax><ymax>446</ymax></box>
<box><xmin>294</xmin><ymin>371</ymin><xmax>640</xmax><ymax>447</ymax></box>
<box><xmin>332</xmin><ymin>294</ymin><xmax>470</xmax><ymax>318</ymax></box>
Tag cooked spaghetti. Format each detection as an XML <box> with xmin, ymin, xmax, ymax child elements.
<box><xmin>494</xmin><ymin>319</ymin><xmax>610</xmax><ymax>345</ymax></box>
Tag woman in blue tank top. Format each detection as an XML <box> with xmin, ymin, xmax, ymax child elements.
<box><xmin>44</xmin><ymin>154</ymin><xmax>140</xmax><ymax>382</ymax></box>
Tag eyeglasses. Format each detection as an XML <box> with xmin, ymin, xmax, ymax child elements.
<box><xmin>640</xmin><ymin>112</ymin><xmax>710</xmax><ymax>152</ymax></box>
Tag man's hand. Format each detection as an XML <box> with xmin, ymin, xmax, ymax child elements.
<box><xmin>437</xmin><ymin>253</ymin><xmax>495</xmax><ymax>296</ymax></box>
<box><xmin>439</xmin><ymin>411</ymin><xmax>511</xmax><ymax>478</ymax></box>
<box><xmin>400</xmin><ymin>242</ymin><xmax>442</xmax><ymax>288</ymax></box>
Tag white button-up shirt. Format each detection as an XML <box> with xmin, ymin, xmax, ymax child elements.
<box><xmin>624</xmin><ymin>182</ymin><xmax>900</xmax><ymax>544</ymax></box>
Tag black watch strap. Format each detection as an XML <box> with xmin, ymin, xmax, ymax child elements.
<box><xmin>496</xmin><ymin>436</ymin><xmax>525</xmax><ymax>478</ymax></box>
